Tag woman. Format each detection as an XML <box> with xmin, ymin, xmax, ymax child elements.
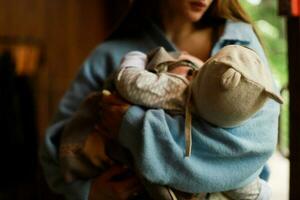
<box><xmin>40</xmin><ymin>0</ymin><xmax>280</xmax><ymax>199</ymax></box>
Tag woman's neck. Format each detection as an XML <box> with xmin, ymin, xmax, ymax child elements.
<box><xmin>162</xmin><ymin>15</ymin><xmax>196</xmax><ymax>45</ymax></box>
<box><xmin>158</xmin><ymin>4</ymin><xmax>196</xmax><ymax>43</ymax></box>
<box><xmin>161</xmin><ymin>13</ymin><xmax>215</xmax><ymax>61</ymax></box>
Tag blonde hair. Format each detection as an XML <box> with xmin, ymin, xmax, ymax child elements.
<box><xmin>208</xmin><ymin>0</ymin><xmax>253</xmax><ymax>23</ymax></box>
<box><xmin>197</xmin><ymin>0</ymin><xmax>262</xmax><ymax>43</ymax></box>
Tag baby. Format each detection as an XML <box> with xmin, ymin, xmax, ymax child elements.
<box><xmin>59</xmin><ymin>45</ymin><xmax>282</xmax><ymax>200</ymax></box>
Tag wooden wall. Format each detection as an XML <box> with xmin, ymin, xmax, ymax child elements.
<box><xmin>0</xmin><ymin>0</ymin><xmax>121</xmax><ymax>198</ymax></box>
<box><xmin>0</xmin><ymin>0</ymin><xmax>112</xmax><ymax>140</ymax></box>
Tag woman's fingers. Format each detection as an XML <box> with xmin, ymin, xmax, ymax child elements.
<box><xmin>89</xmin><ymin>165</ymin><xmax>143</xmax><ymax>200</ymax></box>
<box><xmin>109</xmin><ymin>176</ymin><xmax>143</xmax><ymax>200</ymax></box>
<box><xmin>100</xmin><ymin>165</ymin><xmax>129</xmax><ymax>181</ymax></box>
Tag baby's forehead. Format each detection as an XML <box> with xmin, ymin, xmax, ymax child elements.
<box><xmin>168</xmin><ymin>51</ymin><xmax>181</xmax><ymax>58</ymax></box>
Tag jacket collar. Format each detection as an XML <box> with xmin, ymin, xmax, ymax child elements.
<box><xmin>219</xmin><ymin>20</ymin><xmax>252</xmax><ymax>44</ymax></box>
<box><xmin>211</xmin><ymin>20</ymin><xmax>252</xmax><ymax>55</ymax></box>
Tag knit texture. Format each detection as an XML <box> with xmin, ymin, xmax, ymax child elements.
<box><xmin>191</xmin><ymin>45</ymin><xmax>283</xmax><ymax>127</ymax></box>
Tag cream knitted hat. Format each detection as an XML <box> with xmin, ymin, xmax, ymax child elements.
<box><xmin>190</xmin><ymin>45</ymin><xmax>283</xmax><ymax>128</ymax></box>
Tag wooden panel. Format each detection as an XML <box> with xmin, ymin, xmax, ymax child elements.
<box><xmin>0</xmin><ymin>0</ymin><xmax>110</xmax><ymax>139</ymax></box>
<box><xmin>0</xmin><ymin>0</ymin><xmax>111</xmax><ymax>199</ymax></box>
<box><xmin>0</xmin><ymin>0</ymin><xmax>45</xmax><ymax>37</ymax></box>
<box><xmin>0</xmin><ymin>0</ymin><xmax>117</xmax><ymax>199</ymax></box>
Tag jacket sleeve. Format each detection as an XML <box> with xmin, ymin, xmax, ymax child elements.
<box><xmin>118</xmin><ymin>29</ymin><xmax>280</xmax><ymax>193</ymax></box>
<box><xmin>39</xmin><ymin>45</ymin><xmax>116</xmax><ymax>200</ymax></box>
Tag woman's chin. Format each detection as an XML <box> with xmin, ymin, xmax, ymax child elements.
<box><xmin>186</xmin><ymin>13</ymin><xmax>204</xmax><ymax>23</ymax></box>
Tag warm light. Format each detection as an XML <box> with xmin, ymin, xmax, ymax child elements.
<box><xmin>13</xmin><ymin>46</ymin><xmax>41</xmax><ymax>76</ymax></box>
<box><xmin>246</xmin><ymin>0</ymin><xmax>262</xmax><ymax>5</ymax></box>
<box><xmin>256</xmin><ymin>20</ymin><xmax>279</xmax><ymax>39</ymax></box>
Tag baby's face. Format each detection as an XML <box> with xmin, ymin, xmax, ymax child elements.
<box><xmin>168</xmin><ymin>53</ymin><xmax>204</xmax><ymax>81</ymax></box>
<box><xmin>168</xmin><ymin>66</ymin><xmax>194</xmax><ymax>81</ymax></box>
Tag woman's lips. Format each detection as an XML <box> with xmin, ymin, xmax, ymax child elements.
<box><xmin>190</xmin><ymin>1</ymin><xmax>206</xmax><ymax>10</ymax></box>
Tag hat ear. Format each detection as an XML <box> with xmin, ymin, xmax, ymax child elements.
<box><xmin>265</xmin><ymin>89</ymin><xmax>284</xmax><ymax>104</ymax></box>
<box><xmin>221</xmin><ymin>68</ymin><xmax>241</xmax><ymax>90</ymax></box>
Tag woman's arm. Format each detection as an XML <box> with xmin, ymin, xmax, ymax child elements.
<box><xmin>89</xmin><ymin>165</ymin><xmax>143</xmax><ymax>200</ymax></box>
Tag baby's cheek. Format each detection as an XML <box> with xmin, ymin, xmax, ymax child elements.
<box><xmin>169</xmin><ymin>67</ymin><xmax>190</xmax><ymax>76</ymax></box>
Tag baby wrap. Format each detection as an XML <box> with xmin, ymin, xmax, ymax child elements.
<box><xmin>59</xmin><ymin>90</ymin><xmax>267</xmax><ymax>200</ymax></box>
<box><xmin>58</xmin><ymin>46</ymin><xmax>275</xmax><ymax>200</ymax></box>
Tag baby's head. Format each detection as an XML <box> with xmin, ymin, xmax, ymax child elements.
<box><xmin>167</xmin><ymin>53</ymin><xmax>204</xmax><ymax>80</ymax></box>
<box><xmin>190</xmin><ymin>45</ymin><xmax>283</xmax><ymax>127</ymax></box>
<box><xmin>146</xmin><ymin>47</ymin><xmax>203</xmax><ymax>80</ymax></box>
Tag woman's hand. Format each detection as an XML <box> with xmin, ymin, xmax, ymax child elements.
<box><xmin>95</xmin><ymin>91</ymin><xmax>130</xmax><ymax>140</ymax></box>
<box><xmin>89</xmin><ymin>165</ymin><xmax>143</xmax><ymax>200</ymax></box>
